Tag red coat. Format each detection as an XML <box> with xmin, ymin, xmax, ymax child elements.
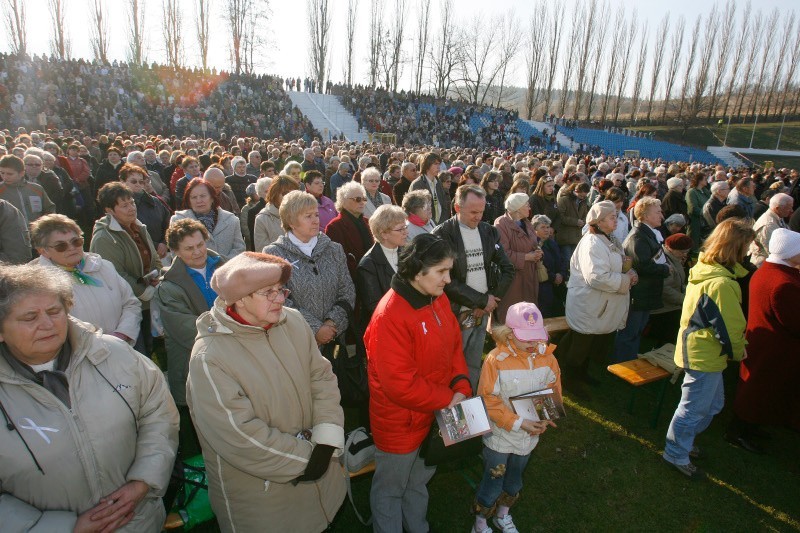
<box><xmin>364</xmin><ymin>279</ymin><xmax>472</xmax><ymax>454</ymax></box>
<box><xmin>325</xmin><ymin>210</ymin><xmax>373</xmax><ymax>280</ymax></box>
<box><xmin>734</xmin><ymin>261</ymin><xmax>800</xmax><ymax>430</ymax></box>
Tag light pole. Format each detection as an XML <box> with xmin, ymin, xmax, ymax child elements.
<box><xmin>776</xmin><ymin>114</ymin><xmax>786</xmax><ymax>150</ymax></box>
<box><xmin>748</xmin><ymin>114</ymin><xmax>758</xmax><ymax>149</ymax></box>
<box><xmin>723</xmin><ymin>115</ymin><xmax>731</xmax><ymax>147</ymax></box>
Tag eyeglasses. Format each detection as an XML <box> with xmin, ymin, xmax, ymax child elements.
<box><xmin>348</xmin><ymin>196</ymin><xmax>367</xmax><ymax>203</ymax></box>
<box><xmin>389</xmin><ymin>225</ymin><xmax>408</xmax><ymax>233</ymax></box>
<box><xmin>47</xmin><ymin>236</ymin><xmax>84</xmax><ymax>252</ymax></box>
<box><xmin>253</xmin><ymin>287</ymin><xmax>291</xmax><ymax>301</ymax></box>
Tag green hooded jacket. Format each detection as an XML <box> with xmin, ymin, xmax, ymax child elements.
<box><xmin>674</xmin><ymin>254</ymin><xmax>748</xmax><ymax>372</ymax></box>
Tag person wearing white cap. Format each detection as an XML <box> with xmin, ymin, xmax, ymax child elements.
<box><xmin>662</xmin><ymin>177</ymin><xmax>687</xmax><ymax>221</ymax></box>
<box><xmin>472</xmin><ymin>302</ymin><xmax>560</xmax><ymax>533</ymax></box>
<box><xmin>748</xmin><ymin>192</ymin><xmax>793</xmax><ymax>268</ymax></box>
<box><xmin>728</xmin><ymin>227</ymin><xmax>800</xmax><ymax>454</ymax></box>
<box><xmin>493</xmin><ymin>193</ymin><xmax>543</xmax><ymax>323</ymax></box>
<box><xmin>557</xmin><ymin>201</ymin><xmax>638</xmax><ymax>394</ymax></box>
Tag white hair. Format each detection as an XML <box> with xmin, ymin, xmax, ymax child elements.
<box><xmin>335</xmin><ymin>181</ymin><xmax>366</xmax><ymax>211</ymax></box>
<box><xmin>126</xmin><ymin>150</ymin><xmax>143</xmax><ymax>162</ymax></box>
<box><xmin>255</xmin><ymin>177</ymin><xmax>273</xmax><ymax>198</ymax></box>
<box><xmin>770</xmin><ymin>192</ymin><xmax>793</xmax><ymax>209</ymax></box>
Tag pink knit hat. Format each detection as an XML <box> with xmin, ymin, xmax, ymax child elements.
<box><xmin>211</xmin><ymin>252</ymin><xmax>291</xmax><ymax>304</ymax></box>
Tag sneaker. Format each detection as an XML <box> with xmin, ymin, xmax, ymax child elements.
<box><xmin>662</xmin><ymin>456</ymin><xmax>705</xmax><ymax>479</ymax></box>
<box><xmin>724</xmin><ymin>433</ymin><xmax>765</xmax><ymax>454</ymax></box>
<box><xmin>471</xmin><ymin>526</ymin><xmax>492</xmax><ymax>533</ymax></box>
<box><xmin>492</xmin><ymin>514</ymin><xmax>519</xmax><ymax>533</ymax></box>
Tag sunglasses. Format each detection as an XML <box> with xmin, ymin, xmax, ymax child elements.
<box><xmin>47</xmin><ymin>236</ymin><xmax>84</xmax><ymax>252</ymax></box>
<box><xmin>348</xmin><ymin>196</ymin><xmax>367</xmax><ymax>203</ymax></box>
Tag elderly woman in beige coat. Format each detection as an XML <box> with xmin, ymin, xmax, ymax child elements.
<box><xmin>0</xmin><ymin>263</ymin><xmax>178</xmax><ymax>532</ymax></box>
<box><xmin>186</xmin><ymin>252</ymin><xmax>346</xmax><ymax>533</ymax></box>
<box><xmin>494</xmin><ymin>193</ymin><xmax>543</xmax><ymax>323</ymax></box>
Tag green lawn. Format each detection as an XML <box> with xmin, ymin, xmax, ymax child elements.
<box><xmin>171</xmin><ymin>346</ymin><xmax>800</xmax><ymax>532</ymax></box>
<box><xmin>739</xmin><ymin>154</ymin><xmax>800</xmax><ymax>172</ymax></box>
<box><xmin>631</xmin><ymin>122</ymin><xmax>800</xmax><ymax>153</ymax></box>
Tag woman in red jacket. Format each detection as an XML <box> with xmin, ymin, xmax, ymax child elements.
<box><xmin>364</xmin><ymin>233</ymin><xmax>472</xmax><ymax>533</ymax></box>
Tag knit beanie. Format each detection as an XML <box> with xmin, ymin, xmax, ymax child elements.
<box><xmin>768</xmin><ymin>228</ymin><xmax>800</xmax><ymax>262</ymax></box>
<box><xmin>665</xmin><ymin>233</ymin><xmax>692</xmax><ymax>251</ymax></box>
<box><xmin>505</xmin><ymin>193</ymin><xmax>529</xmax><ymax>213</ymax></box>
<box><xmin>211</xmin><ymin>252</ymin><xmax>291</xmax><ymax>304</ymax></box>
<box><xmin>667</xmin><ymin>177</ymin><xmax>683</xmax><ymax>190</ymax></box>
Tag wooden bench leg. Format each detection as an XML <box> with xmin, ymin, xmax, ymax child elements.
<box><xmin>627</xmin><ymin>385</ymin><xmax>637</xmax><ymax>414</ymax></box>
<box><xmin>650</xmin><ymin>379</ymin><xmax>669</xmax><ymax>429</ymax></box>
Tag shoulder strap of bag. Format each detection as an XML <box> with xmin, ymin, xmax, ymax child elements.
<box><xmin>343</xmin><ymin>427</ymin><xmax>373</xmax><ymax>526</ymax></box>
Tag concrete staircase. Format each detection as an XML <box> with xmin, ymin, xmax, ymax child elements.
<box><xmin>706</xmin><ymin>146</ymin><xmax>750</xmax><ymax>168</ymax></box>
<box><xmin>522</xmin><ymin>119</ymin><xmax>578</xmax><ymax>150</ymax></box>
<box><xmin>286</xmin><ymin>91</ymin><xmax>367</xmax><ymax>143</ymax></box>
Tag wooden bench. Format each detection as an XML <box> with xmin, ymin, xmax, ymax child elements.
<box><xmin>607</xmin><ymin>358</ymin><xmax>672</xmax><ymax>428</ymax></box>
<box><xmin>349</xmin><ymin>461</ymin><xmax>376</xmax><ymax>478</ymax></box>
<box><xmin>543</xmin><ymin>316</ymin><xmax>569</xmax><ymax>337</ymax></box>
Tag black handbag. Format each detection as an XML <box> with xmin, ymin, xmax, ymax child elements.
<box><xmin>332</xmin><ymin>334</ymin><xmax>370</xmax><ymax>407</ymax></box>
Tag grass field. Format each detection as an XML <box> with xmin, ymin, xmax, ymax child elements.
<box><xmin>172</xmin><ymin>336</ymin><xmax>800</xmax><ymax>532</ymax></box>
<box><xmin>631</xmin><ymin>122</ymin><xmax>800</xmax><ymax>153</ymax></box>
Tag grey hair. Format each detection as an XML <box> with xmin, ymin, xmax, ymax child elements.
<box><xmin>231</xmin><ymin>156</ymin><xmax>247</xmax><ymax>168</ymax></box>
<box><xmin>531</xmin><ymin>214</ymin><xmax>552</xmax><ymax>229</ymax></box>
<box><xmin>0</xmin><ymin>263</ymin><xmax>74</xmax><ymax>327</ymax></box>
<box><xmin>401</xmin><ymin>161</ymin><xmax>416</xmax><ymax>173</ymax></box>
<box><xmin>454</xmin><ymin>184</ymin><xmax>486</xmax><ymax>206</ymax></box>
<box><xmin>126</xmin><ymin>150</ymin><xmax>143</xmax><ymax>162</ymax></box>
<box><xmin>402</xmin><ymin>189</ymin><xmax>432</xmax><ymax>215</ymax></box>
<box><xmin>769</xmin><ymin>192</ymin><xmax>793</xmax><ymax>209</ymax></box>
<box><xmin>283</xmin><ymin>161</ymin><xmax>302</xmax><ymax>175</ymax></box>
<box><xmin>369</xmin><ymin>205</ymin><xmax>407</xmax><ymax>243</ymax></box>
<box><xmin>360</xmin><ymin>167</ymin><xmax>381</xmax><ymax>183</ymax></box>
<box><xmin>255</xmin><ymin>176</ymin><xmax>273</xmax><ymax>198</ymax></box>
<box><xmin>358</xmin><ymin>155</ymin><xmax>371</xmax><ymax>169</ymax></box>
<box><xmin>336</xmin><ymin>181</ymin><xmax>366</xmax><ymax>212</ymax></box>
<box><xmin>143</xmin><ymin>148</ymin><xmax>156</xmax><ymax>157</ymax></box>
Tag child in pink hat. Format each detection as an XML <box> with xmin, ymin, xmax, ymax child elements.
<box><xmin>472</xmin><ymin>301</ymin><xmax>562</xmax><ymax>533</ymax></box>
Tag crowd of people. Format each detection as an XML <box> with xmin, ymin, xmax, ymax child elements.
<box><xmin>0</xmin><ymin>111</ymin><xmax>798</xmax><ymax>532</ymax></box>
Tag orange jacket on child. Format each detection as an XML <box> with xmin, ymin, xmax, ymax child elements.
<box><xmin>478</xmin><ymin>340</ymin><xmax>561</xmax><ymax>455</ymax></box>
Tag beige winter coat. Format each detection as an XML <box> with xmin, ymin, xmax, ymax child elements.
<box><xmin>0</xmin><ymin>318</ymin><xmax>179</xmax><ymax>532</ymax></box>
<box><xmin>253</xmin><ymin>202</ymin><xmax>284</xmax><ymax>251</ymax></box>
<box><xmin>186</xmin><ymin>299</ymin><xmax>346</xmax><ymax>533</ymax></box>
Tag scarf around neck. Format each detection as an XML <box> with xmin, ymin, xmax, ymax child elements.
<box><xmin>1</xmin><ymin>339</ymin><xmax>72</xmax><ymax>407</ymax></box>
<box><xmin>59</xmin><ymin>257</ymin><xmax>103</xmax><ymax>287</ymax></box>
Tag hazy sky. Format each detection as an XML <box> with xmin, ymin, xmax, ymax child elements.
<box><xmin>10</xmin><ymin>0</ymin><xmax>799</xmax><ymax>96</ymax></box>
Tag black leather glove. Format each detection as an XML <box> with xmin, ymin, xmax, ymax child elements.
<box><xmin>291</xmin><ymin>444</ymin><xmax>335</xmax><ymax>485</ymax></box>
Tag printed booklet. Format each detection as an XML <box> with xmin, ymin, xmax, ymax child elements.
<box><xmin>434</xmin><ymin>396</ymin><xmax>492</xmax><ymax>446</ymax></box>
<box><xmin>509</xmin><ymin>388</ymin><xmax>565</xmax><ymax>422</ymax></box>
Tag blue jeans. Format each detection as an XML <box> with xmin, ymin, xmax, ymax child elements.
<box><xmin>475</xmin><ymin>447</ymin><xmax>531</xmax><ymax>509</ymax></box>
<box><xmin>663</xmin><ymin>370</ymin><xmax>724</xmax><ymax>465</ymax></box>
<box><xmin>462</xmin><ymin>324</ymin><xmax>487</xmax><ymax>393</ymax></box>
<box><xmin>612</xmin><ymin>309</ymin><xmax>650</xmax><ymax>362</ymax></box>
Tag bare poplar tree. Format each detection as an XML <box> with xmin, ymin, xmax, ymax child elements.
<box><xmin>494</xmin><ymin>12</ymin><xmax>523</xmax><ymax>108</ymax></box>
<box><xmin>776</xmin><ymin>24</ymin><xmax>800</xmax><ymax>117</ymax></box>
<box><xmin>525</xmin><ymin>9</ymin><xmax>547</xmax><ymax>119</ymax></box>
<box><xmin>660</xmin><ymin>15</ymin><xmax>685</xmax><ymax>122</ymax></box>
<box><xmin>367</xmin><ymin>0</ymin><xmax>384</xmax><ymax>88</ymax></box>
<box><xmin>542</xmin><ymin>0</ymin><xmax>564</xmax><ymax>117</ymax></box>
<box><xmin>645</xmin><ymin>13</ymin><xmax>669</xmax><ymax>124</ymax></box>
<box><xmin>628</xmin><ymin>32</ymin><xmax>648</xmax><ymax>123</ymax></box>
<box><xmin>162</xmin><ymin>0</ymin><xmax>183</xmax><ymax>68</ymax></box>
<box><xmin>126</xmin><ymin>0</ymin><xmax>147</xmax><ymax>65</ymax></box>
<box><xmin>600</xmin><ymin>6</ymin><xmax>626</xmax><ymax>124</ymax></box>
<box><xmin>89</xmin><ymin>0</ymin><xmax>110</xmax><ymax>64</ymax></box>
<box><xmin>429</xmin><ymin>0</ymin><xmax>458</xmax><ymax>98</ymax></box>
<box><xmin>389</xmin><ymin>0</ymin><xmax>408</xmax><ymax>92</ymax></box>
<box><xmin>676</xmin><ymin>17</ymin><xmax>702</xmax><ymax>121</ymax></box>
<box><xmin>227</xmin><ymin>0</ymin><xmax>264</xmax><ymax>75</ymax></box>
<box><xmin>2</xmin><ymin>0</ymin><xmax>26</xmax><ymax>55</ymax></box>
<box><xmin>571</xmin><ymin>0</ymin><xmax>600</xmax><ymax>120</ymax></box>
<box><xmin>308</xmin><ymin>0</ymin><xmax>332</xmax><ymax>92</ymax></box>
<box><xmin>705</xmin><ymin>1</ymin><xmax>735</xmax><ymax>120</ymax></box>
<box><xmin>683</xmin><ymin>8</ymin><xmax>719</xmax><ymax>128</ymax></box>
<box><xmin>558</xmin><ymin>4</ymin><xmax>582</xmax><ymax>118</ymax></box>
<box><xmin>241</xmin><ymin>4</ymin><xmax>270</xmax><ymax>75</ymax></box>
<box><xmin>196</xmin><ymin>0</ymin><xmax>211</xmax><ymax>69</ymax></box>
<box><xmin>747</xmin><ymin>8</ymin><xmax>779</xmax><ymax>118</ymax></box>
<box><xmin>611</xmin><ymin>11</ymin><xmax>638</xmax><ymax>124</ymax></box>
<box><xmin>413</xmin><ymin>0</ymin><xmax>432</xmax><ymax>95</ymax></box>
<box><xmin>343</xmin><ymin>0</ymin><xmax>357</xmax><ymax>86</ymax></box>
<box><xmin>720</xmin><ymin>2</ymin><xmax>751</xmax><ymax>119</ymax></box>
<box><xmin>457</xmin><ymin>15</ymin><xmax>504</xmax><ymax>105</ymax></box>
<box><xmin>733</xmin><ymin>10</ymin><xmax>763</xmax><ymax>119</ymax></box>
<box><xmin>582</xmin><ymin>1</ymin><xmax>608</xmax><ymax>122</ymax></box>
<box><xmin>761</xmin><ymin>12</ymin><xmax>795</xmax><ymax>117</ymax></box>
<box><xmin>48</xmin><ymin>0</ymin><xmax>70</xmax><ymax>60</ymax></box>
